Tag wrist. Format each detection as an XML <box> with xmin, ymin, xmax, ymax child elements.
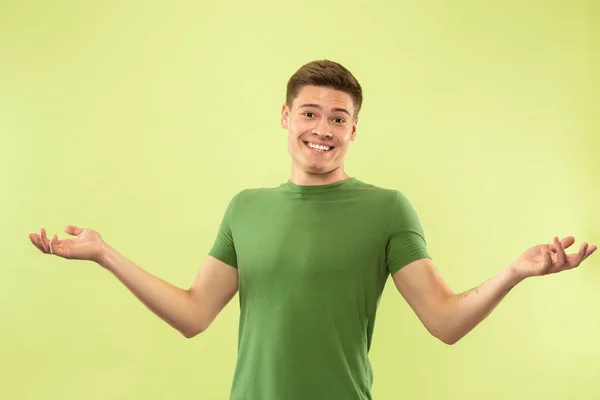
<box><xmin>96</xmin><ymin>241</ymin><xmax>113</xmax><ymax>270</ymax></box>
<box><xmin>506</xmin><ymin>262</ymin><xmax>527</xmax><ymax>286</ymax></box>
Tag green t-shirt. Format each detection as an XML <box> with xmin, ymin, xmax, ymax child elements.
<box><xmin>209</xmin><ymin>177</ymin><xmax>430</xmax><ymax>400</ymax></box>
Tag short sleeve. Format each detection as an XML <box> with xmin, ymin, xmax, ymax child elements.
<box><xmin>208</xmin><ymin>192</ymin><xmax>241</xmax><ymax>268</ymax></box>
<box><xmin>386</xmin><ymin>191</ymin><xmax>430</xmax><ymax>274</ymax></box>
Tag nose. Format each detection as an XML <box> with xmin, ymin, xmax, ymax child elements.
<box><xmin>311</xmin><ymin>116</ymin><xmax>333</xmax><ymax>138</ymax></box>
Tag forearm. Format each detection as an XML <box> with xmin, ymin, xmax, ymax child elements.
<box><xmin>434</xmin><ymin>266</ymin><xmax>523</xmax><ymax>344</ymax></box>
<box><xmin>98</xmin><ymin>243</ymin><xmax>201</xmax><ymax>337</ymax></box>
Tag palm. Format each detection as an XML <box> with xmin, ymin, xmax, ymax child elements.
<box><xmin>54</xmin><ymin>229</ymin><xmax>102</xmax><ymax>260</ymax></box>
<box><xmin>29</xmin><ymin>225</ymin><xmax>104</xmax><ymax>262</ymax></box>
<box><xmin>518</xmin><ymin>245</ymin><xmax>553</xmax><ymax>275</ymax></box>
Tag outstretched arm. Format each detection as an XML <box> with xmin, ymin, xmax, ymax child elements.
<box><xmin>29</xmin><ymin>226</ymin><xmax>238</xmax><ymax>338</ymax></box>
<box><xmin>392</xmin><ymin>236</ymin><xmax>596</xmax><ymax>345</ymax></box>
<box><xmin>100</xmin><ymin>245</ymin><xmax>238</xmax><ymax>338</ymax></box>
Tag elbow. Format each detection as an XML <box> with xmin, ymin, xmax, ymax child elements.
<box><xmin>427</xmin><ymin>323</ymin><xmax>461</xmax><ymax>345</ymax></box>
<box><xmin>430</xmin><ymin>328</ymin><xmax>459</xmax><ymax>345</ymax></box>
<box><xmin>181</xmin><ymin>330</ymin><xmax>199</xmax><ymax>339</ymax></box>
<box><xmin>437</xmin><ymin>334</ymin><xmax>460</xmax><ymax>345</ymax></box>
<box><xmin>180</xmin><ymin>323</ymin><xmax>208</xmax><ymax>339</ymax></box>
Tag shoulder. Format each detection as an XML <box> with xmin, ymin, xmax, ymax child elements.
<box><xmin>352</xmin><ymin>179</ymin><xmax>414</xmax><ymax>207</ymax></box>
<box><xmin>352</xmin><ymin>180</ymin><xmax>426</xmax><ymax>230</ymax></box>
<box><xmin>226</xmin><ymin>185</ymin><xmax>284</xmax><ymax>209</ymax></box>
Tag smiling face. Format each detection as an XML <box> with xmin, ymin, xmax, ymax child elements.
<box><xmin>281</xmin><ymin>85</ymin><xmax>358</xmax><ymax>185</ymax></box>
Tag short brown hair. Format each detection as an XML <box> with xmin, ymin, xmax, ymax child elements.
<box><xmin>286</xmin><ymin>60</ymin><xmax>363</xmax><ymax>117</ymax></box>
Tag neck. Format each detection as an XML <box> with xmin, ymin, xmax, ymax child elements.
<box><xmin>290</xmin><ymin>165</ymin><xmax>350</xmax><ymax>186</ymax></box>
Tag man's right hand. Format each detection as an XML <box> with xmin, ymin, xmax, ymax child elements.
<box><xmin>27</xmin><ymin>224</ymin><xmax>239</xmax><ymax>337</ymax></box>
<box><xmin>29</xmin><ymin>225</ymin><xmax>105</xmax><ymax>263</ymax></box>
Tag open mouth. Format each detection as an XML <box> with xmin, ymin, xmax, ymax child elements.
<box><xmin>303</xmin><ymin>141</ymin><xmax>335</xmax><ymax>152</ymax></box>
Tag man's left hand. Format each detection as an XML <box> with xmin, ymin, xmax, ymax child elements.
<box><xmin>511</xmin><ymin>236</ymin><xmax>597</xmax><ymax>281</ymax></box>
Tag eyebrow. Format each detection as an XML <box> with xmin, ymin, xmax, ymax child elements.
<box><xmin>298</xmin><ymin>103</ymin><xmax>351</xmax><ymax>117</ymax></box>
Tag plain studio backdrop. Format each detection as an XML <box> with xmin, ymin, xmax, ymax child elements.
<box><xmin>1</xmin><ymin>1</ymin><xmax>599</xmax><ymax>399</ymax></box>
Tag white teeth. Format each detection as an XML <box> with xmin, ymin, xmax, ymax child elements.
<box><xmin>307</xmin><ymin>142</ymin><xmax>331</xmax><ymax>151</ymax></box>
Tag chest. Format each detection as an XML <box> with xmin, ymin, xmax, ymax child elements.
<box><xmin>232</xmin><ymin>200</ymin><xmax>390</xmax><ymax>287</ymax></box>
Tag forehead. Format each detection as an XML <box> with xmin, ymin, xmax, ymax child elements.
<box><xmin>292</xmin><ymin>85</ymin><xmax>354</xmax><ymax>110</ymax></box>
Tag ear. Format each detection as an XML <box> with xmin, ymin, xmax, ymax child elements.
<box><xmin>281</xmin><ymin>104</ymin><xmax>290</xmax><ymax>129</ymax></box>
<box><xmin>350</xmin><ymin>117</ymin><xmax>358</xmax><ymax>141</ymax></box>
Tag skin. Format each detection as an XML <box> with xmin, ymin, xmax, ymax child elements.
<box><xmin>281</xmin><ymin>85</ymin><xmax>358</xmax><ymax>186</ymax></box>
<box><xmin>29</xmin><ymin>85</ymin><xmax>597</xmax><ymax>345</ymax></box>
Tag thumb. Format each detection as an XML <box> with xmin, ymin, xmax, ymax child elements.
<box><xmin>64</xmin><ymin>225</ymin><xmax>83</xmax><ymax>236</ymax></box>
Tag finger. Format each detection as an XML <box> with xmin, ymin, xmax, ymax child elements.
<box><xmin>546</xmin><ymin>246</ymin><xmax>558</xmax><ymax>254</ymax></box>
<box><xmin>40</xmin><ymin>228</ymin><xmax>49</xmax><ymax>252</ymax></box>
<box><xmin>29</xmin><ymin>233</ymin><xmax>48</xmax><ymax>253</ymax></box>
<box><xmin>568</xmin><ymin>242</ymin><xmax>588</xmax><ymax>269</ymax></box>
<box><xmin>65</xmin><ymin>225</ymin><xmax>83</xmax><ymax>236</ymax></box>
<box><xmin>49</xmin><ymin>235</ymin><xmax>59</xmax><ymax>255</ymax></box>
<box><xmin>547</xmin><ymin>237</ymin><xmax>577</xmax><ymax>254</ymax></box>
<box><xmin>541</xmin><ymin>246</ymin><xmax>553</xmax><ymax>273</ymax></box>
<box><xmin>559</xmin><ymin>236</ymin><xmax>576</xmax><ymax>250</ymax></box>
<box><xmin>584</xmin><ymin>244</ymin><xmax>597</xmax><ymax>259</ymax></box>
<box><xmin>553</xmin><ymin>237</ymin><xmax>567</xmax><ymax>267</ymax></box>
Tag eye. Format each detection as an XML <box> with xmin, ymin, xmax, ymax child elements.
<box><xmin>333</xmin><ymin>118</ymin><xmax>345</xmax><ymax>124</ymax></box>
<box><xmin>303</xmin><ymin>112</ymin><xmax>314</xmax><ymax>118</ymax></box>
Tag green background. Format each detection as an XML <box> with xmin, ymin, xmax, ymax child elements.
<box><xmin>1</xmin><ymin>1</ymin><xmax>599</xmax><ymax>399</ymax></box>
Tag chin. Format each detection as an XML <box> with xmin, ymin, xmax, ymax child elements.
<box><xmin>305</xmin><ymin>167</ymin><xmax>327</xmax><ymax>174</ymax></box>
<box><xmin>304</xmin><ymin>163</ymin><xmax>337</xmax><ymax>174</ymax></box>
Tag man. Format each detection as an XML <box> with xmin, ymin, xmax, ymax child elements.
<box><xmin>29</xmin><ymin>60</ymin><xmax>596</xmax><ymax>400</ymax></box>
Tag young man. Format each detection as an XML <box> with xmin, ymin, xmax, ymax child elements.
<box><xmin>29</xmin><ymin>60</ymin><xmax>596</xmax><ymax>400</ymax></box>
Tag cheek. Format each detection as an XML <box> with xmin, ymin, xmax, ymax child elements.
<box><xmin>289</xmin><ymin>122</ymin><xmax>309</xmax><ymax>141</ymax></box>
<box><xmin>290</xmin><ymin>119</ymin><xmax>307</xmax><ymax>133</ymax></box>
<box><xmin>287</xmin><ymin>131</ymin><xmax>302</xmax><ymax>153</ymax></box>
<box><xmin>334</xmin><ymin>129</ymin><xmax>353</xmax><ymax>145</ymax></box>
